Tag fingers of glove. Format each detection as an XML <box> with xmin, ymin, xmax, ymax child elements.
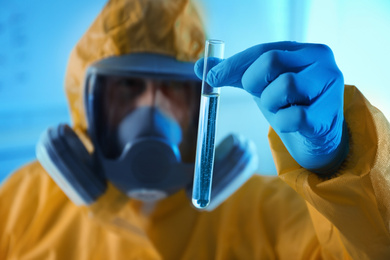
<box><xmin>241</xmin><ymin>49</ymin><xmax>315</xmax><ymax>95</ymax></box>
<box><xmin>266</xmin><ymin>105</ymin><xmax>309</xmax><ymax>133</ymax></box>
<box><xmin>259</xmin><ymin>65</ymin><xmax>323</xmax><ymax>114</ymax></box>
<box><xmin>259</xmin><ymin>68</ymin><xmax>344</xmax><ymax>135</ymax></box>
<box><xmin>261</xmin><ymin>99</ymin><xmax>334</xmax><ymax>135</ymax></box>
<box><xmin>206</xmin><ymin>41</ymin><xmax>307</xmax><ymax>88</ymax></box>
<box><xmin>241</xmin><ymin>43</ymin><xmax>338</xmax><ymax>96</ymax></box>
<box><xmin>194</xmin><ymin>57</ymin><xmax>224</xmax><ymax>81</ymax></box>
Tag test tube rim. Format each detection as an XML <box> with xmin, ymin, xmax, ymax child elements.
<box><xmin>206</xmin><ymin>39</ymin><xmax>225</xmax><ymax>46</ymax></box>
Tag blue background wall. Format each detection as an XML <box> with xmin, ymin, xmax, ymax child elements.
<box><xmin>1</xmin><ymin>0</ymin><xmax>389</xmax><ymax>183</ymax></box>
<box><xmin>0</xmin><ymin>0</ymin><xmax>107</xmax><ymax>181</ymax></box>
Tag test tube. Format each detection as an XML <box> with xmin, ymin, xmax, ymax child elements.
<box><xmin>192</xmin><ymin>39</ymin><xmax>225</xmax><ymax>209</ymax></box>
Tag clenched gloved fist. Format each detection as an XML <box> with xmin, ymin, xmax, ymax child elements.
<box><xmin>194</xmin><ymin>41</ymin><xmax>349</xmax><ymax>175</ymax></box>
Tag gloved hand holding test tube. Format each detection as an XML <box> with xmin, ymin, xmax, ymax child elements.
<box><xmin>192</xmin><ymin>39</ymin><xmax>225</xmax><ymax>209</ymax></box>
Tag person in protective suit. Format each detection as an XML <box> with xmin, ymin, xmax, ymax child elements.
<box><xmin>1</xmin><ymin>0</ymin><xmax>390</xmax><ymax>259</ymax></box>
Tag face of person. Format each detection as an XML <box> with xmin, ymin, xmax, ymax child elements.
<box><xmin>98</xmin><ymin>75</ymin><xmax>201</xmax><ymax>162</ymax></box>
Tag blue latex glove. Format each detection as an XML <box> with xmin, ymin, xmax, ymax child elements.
<box><xmin>194</xmin><ymin>41</ymin><xmax>349</xmax><ymax>175</ymax></box>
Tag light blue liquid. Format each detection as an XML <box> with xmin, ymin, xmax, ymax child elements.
<box><xmin>192</xmin><ymin>94</ymin><xmax>219</xmax><ymax>209</ymax></box>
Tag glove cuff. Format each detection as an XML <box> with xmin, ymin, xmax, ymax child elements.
<box><xmin>310</xmin><ymin>120</ymin><xmax>350</xmax><ymax>176</ymax></box>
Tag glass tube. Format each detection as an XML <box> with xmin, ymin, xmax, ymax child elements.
<box><xmin>192</xmin><ymin>39</ymin><xmax>225</xmax><ymax>209</ymax></box>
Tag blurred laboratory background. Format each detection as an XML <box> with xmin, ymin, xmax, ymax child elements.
<box><xmin>1</xmin><ymin>0</ymin><xmax>390</xmax><ymax>183</ymax></box>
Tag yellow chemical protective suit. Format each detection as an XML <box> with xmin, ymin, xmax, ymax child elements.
<box><xmin>1</xmin><ymin>0</ymin><xmax>390</xmax><ymax>259</ymax></box>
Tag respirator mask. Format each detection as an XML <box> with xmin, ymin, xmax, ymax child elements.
<box><xmin>36</xmin><ymin>54</ymin><xmax>258</xmax><ymax>218</ymax></box>
<box><xmin>86</xmin><ymin>69</ymin><xmax>201</xmax><ymax>202</ymax></box>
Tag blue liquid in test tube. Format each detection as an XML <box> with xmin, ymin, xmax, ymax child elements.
<box><xmin>192</xmin><ymin>39</ymin><xmax>225</xmax><ymax>209</ymax></box>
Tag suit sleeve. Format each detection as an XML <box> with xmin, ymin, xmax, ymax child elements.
<box><xmin>268</xmin><ymin>85</ymin><xmax>390</xmax><ymax>259</ymax></box>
